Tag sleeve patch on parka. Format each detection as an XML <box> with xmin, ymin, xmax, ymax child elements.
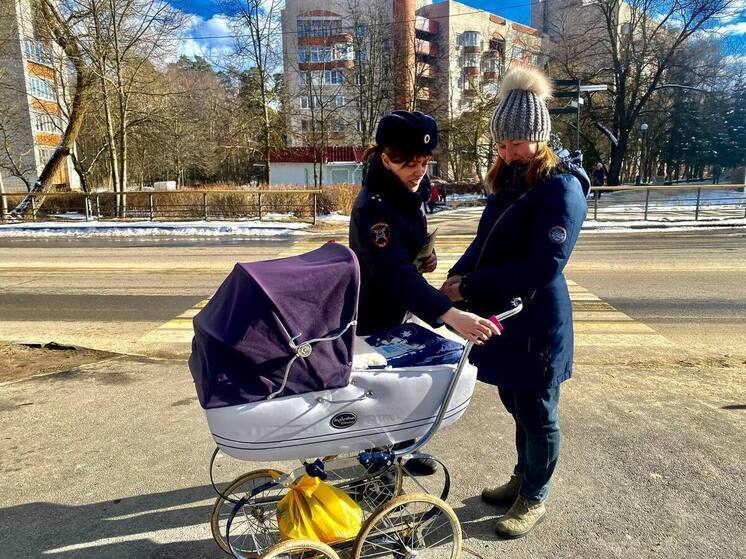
<box><xmin>370</xmin><ymin>222</ymin><xmax>392</xmax><ymax>248</ymax></box>
<box><xmin>548</xmin><ymin>225</ymin><xmax>568</xmax><ymax>244</ymax></box>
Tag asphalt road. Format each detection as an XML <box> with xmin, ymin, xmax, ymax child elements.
<box><xmin>0</xmin><ymin>229</ymin><xmax>744</xmax><ymax>357</ymax></box>
<box><xmin>1</xmin><ymin>227</ymin><xmax>744</xmax><ymax>559</ymax></box>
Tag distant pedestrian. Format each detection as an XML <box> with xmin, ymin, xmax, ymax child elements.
<box><xmin>713</xmin><ymin>163</ymin><xmax>722</xmax><ymax>185</ymax></box>
<box><xmin>428</xmin><ymin>183</ymin><xmax>440</xmax><ymax>213</ymax></box>
<box><xmin>438</xmin><ymin>185</ymin><xmax>447</xmax><ymax>204</ymax></box>
<box><xmin>592</xmin><ymin>162</ymin><xmax>606</xmax><ymax>187</ymax></box>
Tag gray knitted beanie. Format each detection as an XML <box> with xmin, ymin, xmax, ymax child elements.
<box><xmin>490</xmin><ymin>67</ymin><xmax>553</xmax><ymax>143</ymax></box>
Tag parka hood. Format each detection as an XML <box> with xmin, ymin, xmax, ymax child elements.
<box><xmin>555</xmin><ymin>147</ymin><xmax>591</xmax><ymax>198</ymax></box>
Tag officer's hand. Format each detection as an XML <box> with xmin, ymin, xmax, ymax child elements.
<box><xmin>440</xmin><ymin>276</ymin><xmax>463</xmax><ymax>301</ymax></box>
<box><xmin>440</xmin><ymin>308</ymin><xmax>500</xmax><ymax>345</ymax></box>
<box><xmin>420</xmin><ymin>253</ymin><xmax>437</xmax><ymax>273</ymax></box>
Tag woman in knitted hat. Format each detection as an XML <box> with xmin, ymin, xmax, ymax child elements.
<box><xmin>441</xmin><ymin>67</ymin><xmax>590</xmax><ymax>538</ymax></box>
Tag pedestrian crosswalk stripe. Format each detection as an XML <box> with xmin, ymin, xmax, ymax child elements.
<box><xmin>138</xmin><ymin>244</ymin><xmax>673</xmax><ymax>350</ymax></box>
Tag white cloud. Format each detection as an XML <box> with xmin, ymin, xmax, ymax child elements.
<box><xmin>177</xmin><ymin>14</ymin><xmax>237</xmax><ymax>66</ymax></box>
<box><xmin>715</xmin><ymin>21</ymin><xmax>746</xmax><ymax>35</ymax></box>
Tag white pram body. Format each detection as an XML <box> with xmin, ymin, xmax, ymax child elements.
<box><xmin>205</xmin><ymin>337</ymin><xmax>478</xmax><ymax>462</ymax></box>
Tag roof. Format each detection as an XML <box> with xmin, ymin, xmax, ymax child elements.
<box><xmin>270</xmin><ymin>146</ymin><xmax>365</xmax><ymax>164</ymax></box>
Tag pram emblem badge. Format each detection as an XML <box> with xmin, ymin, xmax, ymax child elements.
<box><xmin>331</xmin><ymin>412</ymin><xmax>357</xmax><ymax>429</ymax></box>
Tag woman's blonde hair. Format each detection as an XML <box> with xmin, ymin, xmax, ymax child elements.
<box><xmin>485</xmin><ymin>141</ymin><xmax>561</xmax><ymax>193</ymax></box>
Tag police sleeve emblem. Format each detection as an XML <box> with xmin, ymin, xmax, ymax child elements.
<box><xmin>549</xmin><ymin>225</ymin><xmax>568</xmax><ymax>244</ymax></box>
<box><xmin>370</xmin><ymin>222</ymin><xmax>391</xmax><ymax>248</ymax></box>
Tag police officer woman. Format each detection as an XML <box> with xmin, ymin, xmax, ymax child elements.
<box><xmin>441</xmin><ymin>68</ymin><xmax>590</xmax><ymax>538</ymax></box>
<box><xmin>350</xmin><ymin>111</ymin><xmax>500</xmax><ymax>474</ymax></box>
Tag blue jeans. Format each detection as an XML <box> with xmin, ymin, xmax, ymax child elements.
<box><xmin>498</xmin><ymin>386</ymin><xmax>561</xmax><ymax>502</ymax></box>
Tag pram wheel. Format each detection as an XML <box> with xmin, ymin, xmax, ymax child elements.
<box><xmin>259</xmin><ymin>539</ymin><xmax>341</xmax><ymax>559</ymax></box>
<box><xmin>211</xmin><ymin>468</ymin><xmax>284</xmax><ymax>555</ymax></box>
<box><xmin>352</xmin><ymin>493</ymin><xmax>462</xmax><ymax>559</ymax></box>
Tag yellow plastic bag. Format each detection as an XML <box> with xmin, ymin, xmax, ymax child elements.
<box><xmin>276</xmin><ymin>475</ymin><xmax>362</xmax><ymax>543</ymax></box>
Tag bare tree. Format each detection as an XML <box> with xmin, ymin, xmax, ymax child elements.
<box><xmin>347</xmin><ymin>0</ymin><xmax>393</xmax><ymax>147</ymax></box>
<box><xmin>548</xmin><ymin>0</ymin><xmax>734</xmax><ymax>185</ymax></box>
<box><xmin>11</xmin><ymin>0</ymin><xmax>97</xmax><ymax>217</ymax></box>
<box><xmin>223</xmin><ymin>0</ymin><xmax>282</xmax><ymax>185</ymax></box>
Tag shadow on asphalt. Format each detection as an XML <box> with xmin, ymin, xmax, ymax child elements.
<box><xmin>721</xmin><ymin>403</ymin><xmax>746</xmax><ymax>410</ymax></box>
<box><xmin>452</xmin><ymin>495</ymin><xmax>512</xmax><ymax>542</ymax></box>
<box><xmin>2</xmin><ymin>484</ymin><xmax>223</xmax><ymax>558</ymax></box>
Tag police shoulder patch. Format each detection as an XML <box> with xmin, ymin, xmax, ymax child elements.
<box><xmin>549</xmin><ymin>225</ymin><xmax>568</xmax><ymax>244</ymax></box>
<box><xmin>370</xmin><ymin>222</ymin><xmax>391</xmax><ymax>248</ymax></box>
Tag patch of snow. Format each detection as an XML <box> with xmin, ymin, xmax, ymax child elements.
<box><xmin>319</xmin><ymin>212</ymin><xmax>351</xmax><ymax>222</ymax></box>
<box><xmin>0</xmin><ymin>219</ymin><xmax>310</xmax><ymax>238</ymax></box>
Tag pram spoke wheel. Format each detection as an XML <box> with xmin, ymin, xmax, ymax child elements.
<box><xmin>352</xmin><ymin>493</ymin><xmax>462</xmax><ymax>559</ymax></box>
<box><xmin>211</xmin><ymin>468</ymin><xmax>284</xmax><ymax>555</ymax></box>
<box><xmin>321</xmin><ymin>454</ymin><xmax>403</xmax><ymax>515</ymax></box>
<box><xmin>259</xmin><ymin>539</ymin><xmax>341</xmax><ymax>559</ymax></box>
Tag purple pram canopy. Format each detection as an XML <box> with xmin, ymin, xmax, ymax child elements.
<box><xmin>189</xmin><ymin>243</ymin><xmax>360</xmax><ymax>409</ymax></box>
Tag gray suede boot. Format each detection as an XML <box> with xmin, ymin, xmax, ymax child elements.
<box><xmin>494</xmin><ymin>495</ymin><xmax>546</xmax><ymax>539</ymax></box>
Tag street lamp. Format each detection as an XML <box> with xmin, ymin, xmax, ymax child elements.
<box><xmin>637</xmin><ymin>123</ymin><xmax>648</xmax><ymax>185</ymax></box>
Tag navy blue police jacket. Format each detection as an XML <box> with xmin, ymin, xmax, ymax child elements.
<box><xmin>349</xmin><ymin>158</ymin><xmax>453</xmax><ymax>335</ymax></box>
<box><xmin>450</xmin><ymin>152</ymin><xmax>590</xmax><ymax>389</ymax></box>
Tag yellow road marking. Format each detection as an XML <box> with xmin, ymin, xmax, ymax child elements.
<box><xmin>139</xmin><ymin>248</ymin><xmax>673</xmax><ymax>350</ymax></box>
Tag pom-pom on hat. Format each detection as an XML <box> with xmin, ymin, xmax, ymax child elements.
<box><xmin>375</xmin><ymin>110</ymin><xmax>438</xmax><ymax>154</ymax></box>
<box><xmin>490</xmin><ymin>67</ymin><xmax>553</xmax><ymax>143</ymax></box>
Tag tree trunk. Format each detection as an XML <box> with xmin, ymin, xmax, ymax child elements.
<box><xmin>0</xmin><ymin>171</ymin><xmax>7</xmax><ymax>220</ymax></box>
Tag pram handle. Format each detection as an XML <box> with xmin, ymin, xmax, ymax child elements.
<box><xmin>393</xmin><ymin>297</ymin><xmax>524</xmax><ymax>458</ymax></box>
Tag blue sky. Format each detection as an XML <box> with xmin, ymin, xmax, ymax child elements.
<box><xmin>171</xmin><ymin>0</ymin><xmax>531</xmax><ymax>23</ymax></box>
<box><xmin>173</xmin><ymin>0</ymin><xmax>744</xmax><ymax>64</ymax></box>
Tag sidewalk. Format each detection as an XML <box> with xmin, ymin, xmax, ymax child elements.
<box><xmin>1</xmin><ymin>344</ymin><xmax>743</xmax><ymax>558</ymax></box>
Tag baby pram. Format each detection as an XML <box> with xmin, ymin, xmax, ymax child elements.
<box><xmin>189</xmin><ymin>242</ymin><xmax>522</xmax><ymax>559</ymax></box>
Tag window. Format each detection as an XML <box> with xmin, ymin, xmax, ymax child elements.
<box><xmin>459</xmin><ymin>31</ymin><xmax>480</xmax><ymax>47</ymax></box>
<box><xmin>36</xmin><ymin>147</ymin><xmax>56</xmax><ymax>170</ymax></box>
<box><xmin>331</xmin><ymin>119</ymin><xmax>345</xmax><ymax>133</ymax></box>
<box><xmin>484</xmin><ymin>59</ymin><xmax>500</xmax><ymax>73</ymax></box>
<box><xmin>298</xmin><ymin>48</ymin><xmax>309</xmax><ymax>63</ymax></box>
<box><xmin>356</xmin><ymin>121</ymin><xmax>364</xmax><ymax>133</ymax></box>
<box><xmin>310</xmin><ymin>47</ymin><xmax>333</xmax><ymax>63</ymax></box>
<box><xmin>301</xmin><ymin>95</ymin><xmax>310</xmax><ymax>109</ymax></box>
<box><xmin>337</xmin><ymin>44</ymin><xmax>354</xmax><ymax>61</ymax></box>
<box><xmin>33</xmin><ymin>112</ymin><xmax>62</xmax><ymax>133</ymax></box>
<box><xmin>489</xmin><ymin>38</ymin><xmax>505</xmax><ymax>52</ymax></box>
<box><xmin>28</xmin><ymin>77</ymin><xmax>56</xmax><ymax>101</ymax></box>
<box><xmin>301</xmin><ymin>119</ymin><xmax>312</xmax><ymax>132</ymax></box>
<box><xmin>512</xmin><ymin>45</ymin><xmax>524</xmax><ymax>60</ymax></box>
<box><xmin>297</xmin><ymin>18</ymin><xmax>342</xmax><ymax>38</ymax></box>
<box><xmin>335</xmin><ymin>95</ymin><xmax>345</xmax><ymax>108</ymax></box>
<box><xmin>529</xmin><ymin>52</ymin><xmax>539</xmax><ymax>65</ymax></box>
<box><xmin>463</xmin><ymin>54</ymin><xmax>479</xmax><ymax>67</ymax></box>
<box><xmin>300</xmin><ymin>71</ymin><xmax>323</xmax><ymax>85</ymax></box>
<box><xmin>355</xmin><ymin>24</ymin><xmax>366</xmax><ymax>37</ymax></box>
<box><xmin>324</xmin><ymin>70</ymin><xmax>343</xmax><ymax>84</ymax></box>
<box><xmin>24</xmin><ymin>41</ymin><xmax>53</xmax><ymax>66</ymax></box>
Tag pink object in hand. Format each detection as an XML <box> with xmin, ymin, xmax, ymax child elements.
<box><xmin>487</xmin><ymin>315</ymin><xmax>504</xmax><ymax>333</ymax></box>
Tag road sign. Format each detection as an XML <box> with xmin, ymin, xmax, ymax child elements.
<box><xmin>579</xmin><ymin>84</ymin><xmax>609</xmax><ymax>92</ymax></box>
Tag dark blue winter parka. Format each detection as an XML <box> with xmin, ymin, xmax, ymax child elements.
<box><xmin>450</xmin><ymin>151</ymin><xmax>590</xmax><ymax>390</ymax></box>
<box><xmin>350</xmin><ymin>157</ymin><xmax>453</xmax><ymax>335</ymax></box>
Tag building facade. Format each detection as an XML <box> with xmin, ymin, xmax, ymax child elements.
<box><xmin>281</xmin><ymin>0</ymin><xmax>545</xmax><ymax>151</ymax></box>
<box><xmin>0</xmin><ymin>0</ymin><xmax>79</xmax><ymax>193</ymax></box>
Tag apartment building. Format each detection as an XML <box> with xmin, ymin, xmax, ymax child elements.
<box><xmin>281</xmin><ymin>0</ymin><xmax>545</xmax><ymax>148</ymax></box>
<box><xmin>0</xmin><ymin>0</ymin><xmax>78</xmax><ymax>193</ymax></box>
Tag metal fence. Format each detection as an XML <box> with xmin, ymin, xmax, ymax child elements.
<box><xmin>587</xmin><ymin>185</ymin><xmax>746</xmax><ymax>222</ymax></box>
<box><xmin>0</xmin><ymin>189</ymin><xmax>323</xmax><ymax>224</ymax></box>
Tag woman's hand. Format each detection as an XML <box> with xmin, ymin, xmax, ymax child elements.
<box><xmin>440</xmin><ymin>275</ymin><xmax>463</xmax><ymax>302</ymax></box>
<box><xmin>440</xmin><ymin>307</ymin><xmax>500</xmax><ymax>345</ymax></box>
<box><xmin>419</xmin><ymin>253</ymin><xmax>437</xmax><ymax>273</ymax></box>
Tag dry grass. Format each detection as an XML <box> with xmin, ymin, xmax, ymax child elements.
<box><xmin>2</xmin><ymin>183</ymin><xmax>363</xmax><ymax>221</ymax></box>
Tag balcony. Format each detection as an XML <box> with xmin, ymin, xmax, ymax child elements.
<box><xmin>462</xmin><ymin>45</ymin><xmax>481</xmax><ymax>54</ymax></box>
<box><xmin>462</xmin><ymin>89</ymin><xmax>477</xmax><ymax>98</ymax></box>
<box><xmin>298</xmin><ymin>33</ymin><xmax>353</xmax><ymax>47</ymax></box>
<box><xmin>415</xmin><ymin>87</ymin><xmax>433</xmax><ymax>101</ymax></box>
<box><xmin>415</xmin><ymin>16</ymin><xmax>439</xmax><ymax>35</ymax></box>
<box><xmin>464</xmin><ymin>67</ymin><xmax>479</xmax><ymax>77</ymax></box>
<box><xmin>298</xmin><ymin>60</ymin><xmax>353</xmax><ymax>71</ymax></box>
<box><xmin>415</xmin><ymin>39</ymin><xmax>438</xmax><ymax>57</ymax></box>
<box><xmin>418</xmin><ymin>63</ymin><xmax>437</xmax><ymax>79</ymax></box>
<box><xmin>483</xmin><ymin>71</ymin><xmax>499</xmax><ymax>80</ymax></box>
